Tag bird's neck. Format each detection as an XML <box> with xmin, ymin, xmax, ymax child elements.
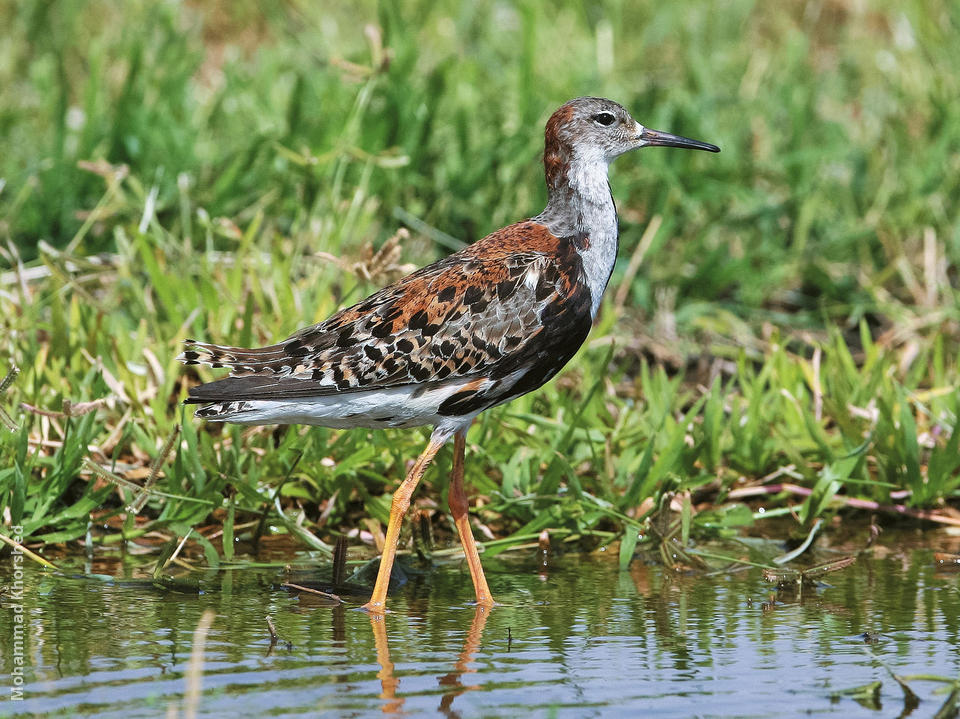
<box><xmin>534</xmin><ymin>151</ymin><xmax>619</xmax><ymax>318</ymax></box>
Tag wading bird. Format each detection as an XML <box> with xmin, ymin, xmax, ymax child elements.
<box><xmin>179</xmin><ymin>97</ymin><xmax>719</xmax><ymax>612</ymax></box>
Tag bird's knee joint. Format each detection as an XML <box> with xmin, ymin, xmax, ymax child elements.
<box><xmin>390</xmin><ymin>490</ymin><xmax>412</xmax><ymax>515</ymax></box>
<box><xmin>448</xmin><ymin>491</ymin><xmax>468</xmax><ymax>518</ymax></box>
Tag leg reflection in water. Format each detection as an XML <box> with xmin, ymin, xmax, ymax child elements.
<box><xmin>369</xmin><ymin>613</ymin><xmax>403</xmax><ymax>715</ymax></box>
<box><xmin>437</xmin><ymin>605</ymin><xmax>490</xmax><ymax>714</ymax></box>
<box><xmin>368</xmin><ymin>605</ymin><xmax>492</xmax><ymax>715</ymax></box>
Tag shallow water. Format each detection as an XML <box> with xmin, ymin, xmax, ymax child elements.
<box><xmin>1</xmin><ymin>534</ymin><xmax>959</xmax><ymax>717</ymax></box>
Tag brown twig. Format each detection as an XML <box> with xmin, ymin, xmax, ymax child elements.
<box><xmin>333</xmin><ymin>536</ymin><xmax>348</xmax><ymax>587</ymax></box>
<box><xmin>265</xmin><ymin>615</ymin><xmax>279</xmax><ymax>643</ymax></box>
<box><xmin>281</xmin><ymin>582</ymin><xmax>343</xmax><ymax>604</ymax></box>
<box><xmin>0</xmin><ymin>532</ymin><xmax>59</xmax><ymax>570</ymax></box>
<box><xmin>729</xmin><ymin>482</ymin><xmax>960</xmax><ymax>527</ymax></box>
<box><xmin>127</xmin><ymin>424</ymin><xmax>180</xmax><ymax>513</ymax></box>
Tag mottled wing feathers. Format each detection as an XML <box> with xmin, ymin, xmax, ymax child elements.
<box><xmin>181</xmin><ymin>221</ymin><xmax>594</xmax><ymax>414</ymax></box>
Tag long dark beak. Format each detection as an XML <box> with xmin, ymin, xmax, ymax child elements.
<box><xmin>640</xmin><ymin>127</ymin><xmax>720</xmax><ymax>153</ymax></box>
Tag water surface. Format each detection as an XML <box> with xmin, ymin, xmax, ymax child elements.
<box><xmin>1</xmin><ymin>533</ymin><xmax>958</xmax><ymax>717</ymax></box>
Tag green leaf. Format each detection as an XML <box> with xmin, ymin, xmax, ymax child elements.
<box><xmin>223</xmin><ymin>495</ymin><xmax>235</xmax><ymax>562</ymax></box>
<box><xmin>619</xmin><ymin>530</ymin><xmax>638</xmax><ymax>570</ymax></box>
<box><xmin>695</xmin><ymin>503</ymin><xmax>754</xmax><ymax>530</ymax></box>
<box><xmin>799</xmin><ymin>453</ymin><xmax>859</xmax><ymax>525</ymax></box>
<box><xmin>191</xmin><ymin>532</ymin><xmax>221</xmax><ymax>568</ymax></box>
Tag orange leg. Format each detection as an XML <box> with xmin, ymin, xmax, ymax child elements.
<box><xmin>362</xmin><ymin>436</ymin><xmax>445</xmax><ymax>613</ymax></box>
<box><xmin>448</xmin><ymin>430</ymin><xmax>495</xmax><ymax>607</ymax></box>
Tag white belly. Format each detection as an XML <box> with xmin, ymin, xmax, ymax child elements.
<box><xmin>193</xmin><ymin>369</ymin><xmax>528</xmax><ymax>435</ymax></box>
<box><xmin>203</xmin><ymin>384</ymin><xmax>455</xmax><ymax>429</ymax></box>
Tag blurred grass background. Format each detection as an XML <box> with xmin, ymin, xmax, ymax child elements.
<box><xmin>1</xmin><ymin>0</ymin><xmax>958</xmax><ymax>556</ymax></box>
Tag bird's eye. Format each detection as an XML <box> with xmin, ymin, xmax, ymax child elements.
<box><xmin>592</xmin><ymin>112</ymin><xmax>616</xmax><ymax>126</ymax></box>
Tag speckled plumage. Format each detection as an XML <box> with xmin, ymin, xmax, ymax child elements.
<box><xmin>181</xmin><ymin>220</ymin><xmax>593</xmax><ymax>430</ymax></box>
<box><xmin>178</xmin><ymin>97</ymin><xmax>718</xmax><ymax>612</ymax></box>
<box><xmin>180</xmin><ymin>98</ymin><xmax>718</xmax><ymax>439</ymax></box>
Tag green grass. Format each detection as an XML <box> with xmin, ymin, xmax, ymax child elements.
<box><xmin>1</xmin><ymin>0</ymin><xmax>958</xmax><ymax>561</ymax></box>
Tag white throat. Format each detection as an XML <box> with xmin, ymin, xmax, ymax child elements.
<box><xmin>535</xmin><ymin>152</ymin><xmax>619</xmax><ymax>318</ymax></box>
<box><xmin>572</xmin><ymin>156</ymin><xmax>618</xmax><ymax>317</ymax></box>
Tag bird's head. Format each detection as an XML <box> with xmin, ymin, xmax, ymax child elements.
<box><xmin>543</xmin><ymin>97</ymin><xmax>719</xmax><ymax>189</ymax></box>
